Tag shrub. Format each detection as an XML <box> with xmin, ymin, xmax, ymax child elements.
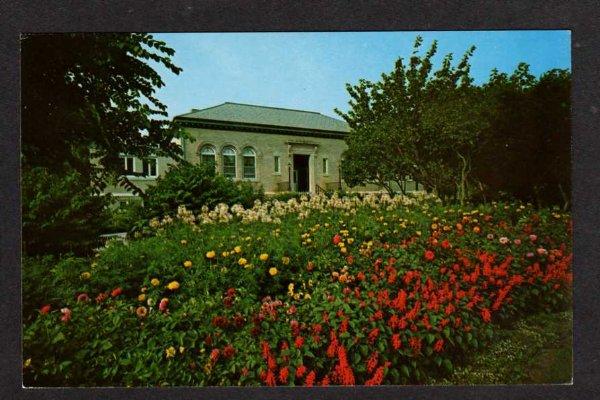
<box><xmin>22</xmin><ymin>166</ymin><xmax>110</xmax><ymax>256</ymax></box>
<box><xmin>143</xmin><ymin>162</ymin><xmax>264</xmax><ymax>218</ymax></box>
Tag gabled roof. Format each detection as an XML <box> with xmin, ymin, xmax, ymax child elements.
<box><xmin>174</xmin><ymin>102</ymin><xmax>350</xmax><ymax>134</ymax></box>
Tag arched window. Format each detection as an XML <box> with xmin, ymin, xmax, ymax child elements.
<box><xmin>242</xmin><ymin>147</ymin><xmax>256</xmax><ymax>179</ymax></box>
<box><xmin>222</xmin><ymin>146</ymin><xmax>237</xmax><ymax>178</ymax></box>
<box><xmin>199</xmin><ymin>145</ymin><xmax>216</xmax><ymax>170</ymax></box>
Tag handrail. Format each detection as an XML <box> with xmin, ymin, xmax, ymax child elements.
<box><xmin>315</xmin><ymin>184</ymin><xmax>325</xmax><ymax>195</ymax></box>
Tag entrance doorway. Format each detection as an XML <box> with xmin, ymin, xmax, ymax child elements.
<box><xmin>292</xmin><ymin>154</ymin><xmax>310</xmax><ymax>192</ymax></box>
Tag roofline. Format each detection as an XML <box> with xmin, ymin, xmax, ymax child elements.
<box><xmin>176</xmin><ymin>101</ymin><xmax>334</xmax><ymax>118</ymax></box>
<box><xmin>173</xmin><ymin>116</ymin><xmax>348</xmax><ymax>139</ymax></box>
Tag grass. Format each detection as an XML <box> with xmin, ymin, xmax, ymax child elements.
<box><xmin>430</xmin><ymin>309</ymin><xmax>573</xmax><ymax>385</ymax></box>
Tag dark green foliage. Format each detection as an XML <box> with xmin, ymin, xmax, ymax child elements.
<box><xmin>338</xmin><ymin>36</ymin><xmax>571</xmax><ymax>207</ymax></box>
<box><xmin>143</xmin><ymin>162</ymin><xmax>265</xmax><ymax>218</ymax></box>
<box><xmin>101</xmin><ymin>200</ymin><xmax>145</xmax><ymax>233</ymax></box>
<box><xmin>472</xmin><ymin>67</ymin><xmax>571</xmax><ymax>207</ymax></box>
<box><xmin>21</xmin><ymin>33</ymin><xmax>185</xmax><ymax>190</ymax></box>
<box><xmin>22</xmin><ymin>166</ymin><xmax>111</xmax><ymax>256</ymax></box>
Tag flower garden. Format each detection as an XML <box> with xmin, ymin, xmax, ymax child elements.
<box><xmin>22</xmin><ymin>193</ymin><xmax>572</xmax><ymax>386</ymax></box>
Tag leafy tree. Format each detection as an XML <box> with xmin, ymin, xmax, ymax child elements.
<box><xmin>473</xmin><ymin>65</ymin><xmax>571</xmax><ymax>207</ymax></box>
<box><xmin>22</xmin><ymin>166</ymin><xmax>111</xmax><ymax>255</ymax></box>
<box><xmin>21</xmin><ymin>33</ymin><xmax>185</xmax><ymax>194</ymax></box>
<box><xmin>336</xmin><ymin>37</ymin><xmax>486</xmax><ymax>202</ymax></box>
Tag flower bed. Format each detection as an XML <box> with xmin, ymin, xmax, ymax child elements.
<box><xmin>23</xmin><ymin>194</ymin><xmax>572</xmax><ymax>386</ymax></box>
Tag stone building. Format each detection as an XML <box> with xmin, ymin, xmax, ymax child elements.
<box><xmin>105</xmin><ymin>102</ymin><xmax>416</xmax><ymax>200</ymax></box>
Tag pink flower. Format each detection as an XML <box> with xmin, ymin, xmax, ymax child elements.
<box><xmin>77</xmin><ymin>293</ymin><xmax>90</xmax><ymax>302</ymax></box>
<box><xmin>529</xmin><ymin>234</ymin><xmax>537</xmax><ymax>242</ymax></box>
<box><xmin>537</xmin><ymin>247</ymin><xmax>548</xmax><ymax>256</ymax></box>
<box><xmin>487</xmin><ymin>234</ymin><xmax>494</xmax><ymax>240</ymax></box>
<box><xmin>514</xmin><ymin>239</ymin><xmax>521</xmax><ymax>245</ymax></box>
<box><xmin>499</xmin><ymin>237</ymin><xmax>509</xmax><ymax>245</ymax></box>
<box><xmin>60</xmin><ymin>307</ymin><xmax>72</xmax><ymax>322</ymax></box>
<box><xmin>159</xmin><ymin>298</ymin><xmax>169</xmax><ymax>312</ymax></box>
<box><xmin>526</xmin><ymin>252</ymin><xmax>535</xmax><ymax>258</ymax></box>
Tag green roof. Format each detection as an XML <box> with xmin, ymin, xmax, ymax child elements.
<box><xmin>174</xmin><ymin>102</ymin><xmax>349</xmax><ymax>133</ymax></box>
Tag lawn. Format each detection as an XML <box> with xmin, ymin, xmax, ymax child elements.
<box><xmin>22</xmin><ymin>193</ymin><xmax>572</xmax><ymax>386</ymax></box>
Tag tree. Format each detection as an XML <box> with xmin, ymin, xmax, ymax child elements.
<box><xmin>21</xmin><ymin>33</ymin><xmax>185</xmax><ymax>194</ymax></box>
<box><xmin>336</xmin><ymin>37</ymin><xmax>486</xmax><ymax>202</ymax></box>
<box><xmin>473</xmin><ymin>65</ymin><xmax>571</xmax><ymax>208</ymax></box>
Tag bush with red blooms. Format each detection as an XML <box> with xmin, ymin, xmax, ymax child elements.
<box><xmin>23</xmin><ymin>197</ymin><xmax>572</xmax><ymax>386</ymax></box>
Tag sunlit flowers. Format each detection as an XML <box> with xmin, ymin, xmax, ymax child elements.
<box><xmin>206</xmin><ymin>251</ymin><xmax>216</xmax><ymax>259</ymax></box>
<box><xmin>136</xmin><ymin>306</ymin><xmax>148</xmax><ymax>318</ymax></box>
<box><xmin>238</xmin><ymin>257</ymin><xmax>248</xmax><ymax>266</ymax></box>
<box><xmin>165</xmin><ymin>346</ymin><xmax>176</xmax><ymax>359</ymax></box>
<box><xmin>167</xmin><ymin>281</ymin><xmax>180</xmax><ymax>291</ymax></box>
<box><xmin>234</xmin><ymin>246</ymin><xmax>242</xmax><ymax>254</ymax></box>
<box><xmin>259</xmin><ymin>253</ymin><xmax>269</xmax><ymax>262</ymax></box>
<box><xmin>183</xmin><ymin>260</ymin><xmax>193</xmax><ymax>268</ymax></box>
<box><xmin>269</xmin><ymin>267</ymin><xmax>278</xmax><ymax>276</ymax></box>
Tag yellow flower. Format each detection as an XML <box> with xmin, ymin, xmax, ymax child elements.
<box><xmin>206</xmin><ymin>251</ymin><xmax>216</xmax><ymax>259</ymax></box>
<box><xmin>222</xmin><ymin>251</ymin><xmax>230</xmax><ymax>257</ymax></box>
<box><xmin>304</xmin><ymin>293</ymin><xmax>311</xmax><ymax>300</ymax></box>
<box><xmin>179</xmin><ymin>346</ymin><xmax>185</xmax><ymax>354</ymax></box>
<box><xmin>340</xmin><ymin>247</ymin><xmax>347</xmax><ymax>254</ymax></box>
<box><xmin>288</xmin><ymin>283</ymin><xmax>294</xmax><ymax>292</ymax></box>
<box><xmin>269</xmin><ymin>267</ymin><xmax>278</xmax><ymax>276</ymax></box>
<box><xmin>431</xmin><ymin>223</ymin><xmax>439</xmax><ymax>230</ymax></box>
<box><xmin>24</xmin><ymin>358</ymin><xmax>32</xmax><ymax>368</ymax></box>
<box><xmin>80</xmin><ymin>271</ymin><xmax>91</xmax><ymax>280</ymax></box>
<box><xmin>416</xmin><ymin>231</ymin><xmax>422</xmax><ymax>237</ymax></box>
<box><xmin>238</xmin><ymin>257</ymin><xmax>247</xmax><ymax>266</ymax></box>
<box><xmin>282</xmin><ymin>257</ymin><xmax>290</xmax><ymax>265</ymax></box>
<box><xmin>180</xmin><ymin>239</ymin><xmax>188</xmax><ymax>245</ymax></box>
<box><xmin>347</xmin><ymin>238</ymin><xmax>354</xmax><ymax>244</ymax></box>
<box><xmin>234</xmin><ymin>246</ymin><xmax>242</xmax><ymax>254</ymax></box>
<box><xmin>165</xmin><ymin>346</ymin><xmax>176</xmax><ymax>359</ymax></box>
<box><xmin>167</xmin><ymin>281</ymin><xmax>180</xmax><ymax>291</ymax></box>
<box><xmin>259</xmin><ymin>253</ymin><xmax>269</xmax><ymax>262</ymax></box>
<box><xmin>151</xmin><ymin>278</ymin><xmax>160</xmax><ymax>287</ymax></box>
<box><xmin>138</xmin><ymin>293</ymin><xmax>146</xmax><ymax>302</ymax></box>
<box><xmin>183</xmin><ymin>260</ymin><xmax>193</xmax><ymax>268</ymax></box>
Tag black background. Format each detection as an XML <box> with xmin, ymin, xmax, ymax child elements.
<box><xmin>1</xmin><ymin>1</ymin><xmax>599</xmax><ymax>399</ymax></box>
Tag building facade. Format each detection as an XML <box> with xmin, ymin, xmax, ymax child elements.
<box><xmin>105</xmin><ymin>102</ymin><xmax>415</xmax><ymax>200</ymax></box>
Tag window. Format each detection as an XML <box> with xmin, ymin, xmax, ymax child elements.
<box><xmin>242</xmin><ymin>147</ymin><xmax>256</xmax><ymax>179</ymax></box>
<box><xmin>273</xmin><ymin>155</ymin><xmax>280</xmax><ymax>173</ymax></box>
<box><xmin>322</xmin><ymin>158</ymin><xmax>329</xmax><ymax>174</ymax></box>
<box><xmin>142</xmin><ymin>158</ymin><xmax>158</xmax><ymax>177</ymax></box>
<box><xmin>222</xmin><ymin>146</ymin><xmax>237</xmax><ymax>178</ymax></box>
<box><xmin>122</xmin><ymin>156</ymin><xmax>135</xmax><ymax>174</ymax></box>
<box><xmin>200</xmin><ymin>145</ymin><xmax>216</xmax><ymax>170</ymax></box>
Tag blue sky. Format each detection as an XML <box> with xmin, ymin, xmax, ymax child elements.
<box><xmin>151</xmin><ymin>31</ymin><xmax>570</xmax><ymax>119</ymax></box>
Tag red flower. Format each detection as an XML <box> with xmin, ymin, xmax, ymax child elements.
<box><xmin>223</xmin><ymin>344</ymin><xmax>235</xmax><ymax>359</ymax></box>
<box><xmin>294</xmin><ymin>336</ymin><xmax>304</xmax><ymax>349</ymax></box>
<box><xmin>441</xmin><ymin>240</ymin><xmax>451</xmax><ymax>249</ymax></box>
<box><xmin>95</xmin><ymin>292</ymin><xmax>108</xmax><ymax>303</ymax></box>
<box><xmin>295</xmin><ymin>365</ymin><xmax>307</xmax><ymax>378</ymax></box>
<box><xmin>368</xmin><ymin>328</ymin><xmax>380</xmax><ymax>344</ymax></box>
<box><xmin>366</xmin><ymin>351</ymin><xmax>379</xmax><ymax>373</ymax></box>
<box><xmin>481</xmin><ymin>308</ymin><xmax>492</xmax><ymax>323</ymax></box>
<box><xmin>391</xmin><ymin>334</ymin><xmax>402</xmax><ymax>350</ymax></box>
<box><xmin>305</xmin><ymin>370</ymin><xmax>316</xmax><ymax>386</ymax></box>
<box><xmin>409</xmin><ymin>336</ymin><xmax>422</xmax><ymax>354</ymax></box>
<box><xmin>365</xmin><ymin>366</ymin><xmax>385</xmax><ymax>386</ymax></box>
<box><xmin>60</xmin><ymin>307</ymin><xmax>71</xmax><ymax>323</ymax></box>
<box><xmin>320</xmin><ymin>375</ymin><xmax>330</xmax><ymax>386</ymax></box>
<box><xmin>424</xmin><ymin>250</ymin><xmax>435</xmax><ymax>262</ymax></box>
<box><xmin>209</xmin><ymin>348</ymin><xmax>220</xmax><ymax>363</ymax></box>
<box><xmin>278</xmin><ymin>367</ymin><xmax>289</xmax><ymax>384</ymax></box>
<box><xmin>332</xmin><ymin>234</ymin><xmax>342</xmax><ymax>245</ymax></box>
<box><xmin>265</xmin><ymin>370</ymin><xmax>276</xmax><ymax>386</ymax></box>
<box><xmin>110</xmin><ymin>287</ymin><xmax>122</xmax><ymax>297</ymax></box>
<box><xmin>39</xmin><ymin>304</ymin><xmax>51</xmax><ymax>314</ymax></box>
<box><xmin>433</xmin><ymin>338</ymin><xmax>444</xmax><ymax>352</ymax></box>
